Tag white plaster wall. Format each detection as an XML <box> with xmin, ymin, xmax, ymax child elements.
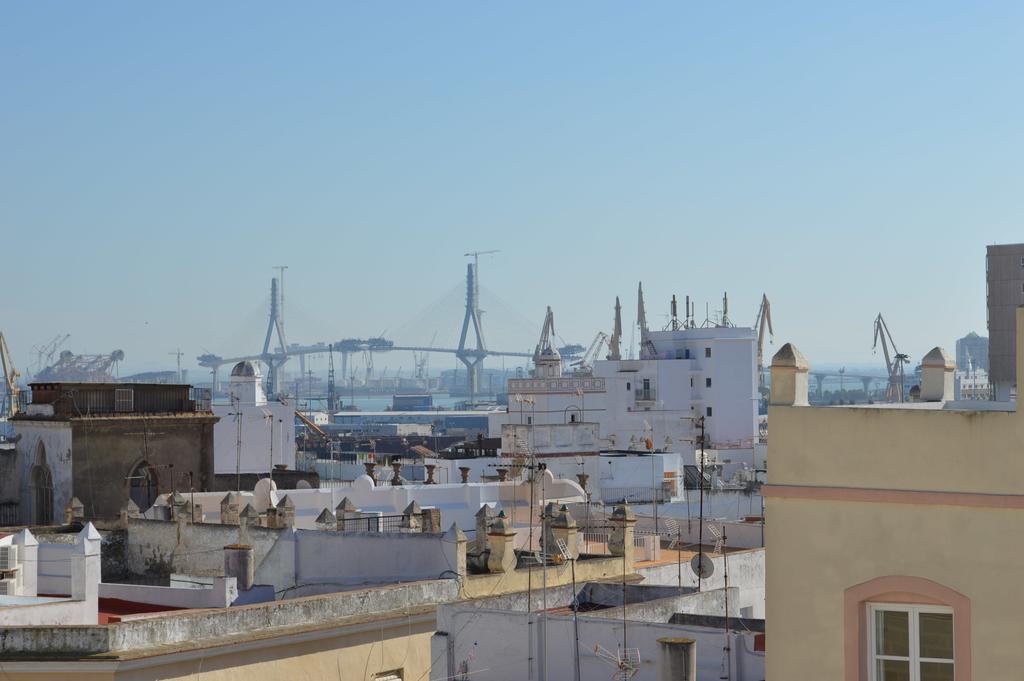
<box><xmin>36</xmin><ymin>542</ymin><xmax>74</xmax><ymax>595</ymax></box>
<box><xmin>99</xmin><ymin>578</ymin><xmax>237</xmax><ymax>608</ymax></box>
<box><xmin>435</xmin><ymin>606</ymin><xmax>764</xmax><ymax>681</ymax></box>
<box><xmin>13</xmin><ymin>421</ymin><xmax>72</xmax><ymax>525</ymax></box>
<box><xmin>0</xmin><ymin>596</ymin><xmax>95</xmax><ymax>626</ymax></box>
<box><xmin>212</xmin><ymin>400</ymin><xmax>295</xmax><ymax>474</ymax></box>
<box><xmin>0</xmin><ymin>525</ymin><xmax>100</xmax><ymax>626</ymax></box>
<box><xmin>289</xmin><ymin>530</ymin><xmax>458</xmax><ymax>594</ymax></box>
<box><xmin>432</xmin><ymin>452</ymin><xmax>680</xmax><ymax>504</ymax></box>
<box><xmin>637</xmin><ymin>548</ymin><xmax>765</xmax><ymax>619</ymax></box>
<box><xmin>702</xmin><ymin>337</ymin><xmax>758</xmax><ymax>446</ymax></box>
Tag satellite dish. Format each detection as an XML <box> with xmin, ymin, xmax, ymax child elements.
<box><xmin>690</xmin><ymin>553</ymin><xmax>714</xmax><ymax>579</ymax></box>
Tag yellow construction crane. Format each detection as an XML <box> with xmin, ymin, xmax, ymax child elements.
<box><xmin>754</xmin><ymin>294</ymin><xmax>774</xmax><ymax>393</ymax></box>
<box><xmin>1</xmin><ymin>332</ymin><xmax>21</xmax><ymax>418</ymax></box>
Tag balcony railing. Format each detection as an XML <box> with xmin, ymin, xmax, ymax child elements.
<box><xmin>634</xmin><ymin>389</ymin><xmax>656</xmax><ymax>403</ymax></box>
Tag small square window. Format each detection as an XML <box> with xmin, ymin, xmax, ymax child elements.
<box><xmin>115</xmin><ymin>388</ymin><xmax>134</xmax><ymax>412</ymax></box>
<box><xmin>705</xmin><ymin>347</ymin><xmax>712</xmax><ymax>358</ymax></box>
<box><xmin>706</xmin><ymin>406</ymin><xmax>713</xmax><ymax>417</ymax></box>
<box><xmin>706</xmin><ymin>377</ymin><xmax>712</xmax><ymax>388</ymax></box>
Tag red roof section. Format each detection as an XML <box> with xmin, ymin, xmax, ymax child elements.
<box><xmin>98</xmin><ymin>597</ymin><xmax>185</xmax><ymax>624</ymax></box>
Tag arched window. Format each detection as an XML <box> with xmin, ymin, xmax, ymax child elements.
<box><xmin>31</xmin><ymin>442</ymin><xmax>54</xmax><ymax>525</ymax></box>
<box><xmin>844</xmin><ymin>575</ymin><xmax>971</xmax><ymax>681</ymax></box>
<box><xmin>128</xmin><ymin>461</ymin><xmax>159</xmax><ymax>512</ymax></box>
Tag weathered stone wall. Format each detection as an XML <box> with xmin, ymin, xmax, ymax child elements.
<box><xmin>124</xmin><ymin>517</ymin><xmax>283</xmax><ymax>579</ymax></box>
<box><xmin>0</xmin><ymin>578</ymin><xmax>459</xmax><ymax>656</ymax></box>
<box><xmin>70</xmin><ymin>415</ymin><xmax>216</xmax><ymax>519</ymax></box>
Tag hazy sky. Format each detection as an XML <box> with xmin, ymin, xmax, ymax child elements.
<box><xmin>3</xmin><ymin>2</ymin><xmax>1022</xmax><ymax>378</ymax></box>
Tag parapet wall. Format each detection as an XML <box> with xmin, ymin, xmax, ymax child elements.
<box><xmin>0</xmin><ymin>578</ymin><xmax>459</xmax><ymax>657</ymax></box>
<box><xmin>124</xmin><ymin>517</ymin><xmax>283</xmax><ymax>578</ymax></box>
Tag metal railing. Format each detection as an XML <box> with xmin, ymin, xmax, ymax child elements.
<box><xmin>319</xmin><ymin>479</ymin><xmax>355</xmax><ymax>489</ymax></box>
<box><xmin>581</xmin><ymin>530</ymin><xmax>611</xmax><ymax>555</ymax></box>
<box><xmin>0</xmin><ymin>503</ymin><xmax>19</xmax><ymax>527</ymax></box>
<box><xmin>190</xmin><ymin>387</ymin><xmax>212</xmax><ymax>412</ymax></box>
<box><xmin>601</xmin><ymin>486</ymin><xmax>668</xmax><ymax>504</ymax></box>
<box><xmin>634</xmin><ymin>389</ymin><xmax>656</xmax><ymax>402</ymax></box>
<box><xmin>344</xmin><ymin>514</ymin><xmax>410</xmax><ymax>533</ymax></box>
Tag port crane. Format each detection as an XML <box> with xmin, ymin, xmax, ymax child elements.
<box><xmin>32</xmin><ymin>333</ymin><xmax>70</xmax><ymax>377</ymax></box>
<box><xmin>1</xmin><ymin>332</ymin><xmax>21</xmax><ymax>418</ymax></box>
<box><xmin>571</xmin><ymin>332</ymin><xmax>609</xmax><ymax>374</ymax></box>
<box><xmin>326</xmin><ymin>344</ymin><xmax>337</xmax><ymax>412</ymax></box>
<box><xmin>534</xmin><ymin>306</ymin><xmax>557</xmax><ymax>359</ymax></box>
<box><xmin>873</xmin><ymin>313</ymin><xmax>909</xmax><ymax>402</ymax></box>
<box><xmin>607</xmin><ymin>297</ymin><xmax>623</xmax><ymax>360</ymax></box>
<box><xmin>754</xmin><ymin>294</ymin><xmax>774</xmax><ymax>393</ymax></box>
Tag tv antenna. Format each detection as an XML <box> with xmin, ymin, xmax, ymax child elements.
<box><xmin>594</xmin><ymin>644</ymin><xmax>640</xmax><ymax>681</ymax></box>
<box><xmin>228</xmin><ymin>395</ymin><xmax>243</xmax><ymax>492</ymax></box>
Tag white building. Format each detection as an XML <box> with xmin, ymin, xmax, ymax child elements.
<box><xmin>0</xmin><ymin>524</ymin><xmax>100</xmax><ymax>626</ymax></box>
<box><xmin>955</xmin><ymin>367</ymin><xmax>991</xmax><ymax>401</ymax></box>
<box><xmin>490</xmin><ymin>297</ymin><xmax>759</xmax><ymax>458</ymax></box>
<box><xmin>212</xmin><ymin>361</ymin><xmax>296</xmax><ymax>475</ymax></box>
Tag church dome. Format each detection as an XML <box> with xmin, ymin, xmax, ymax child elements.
<box><xmin>230</xmin><ymin>361</ymin><xmax>260</xmax><ymax>378</ymax></box>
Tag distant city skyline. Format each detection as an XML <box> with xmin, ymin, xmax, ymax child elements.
<box><xmin>3</xmin><ymin>2</ymin><xmax>1021</xmax><ymax>377</ymax></box>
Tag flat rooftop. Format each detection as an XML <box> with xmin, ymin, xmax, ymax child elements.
<box><xmin>825</xmin><ymin>400</ymin><xmax>1013</xmax><ymax>413</ymax></box>
<box><xmin>331</xmin><ymin>410</ymin><xmax>500</xmax><ymax>418</ymax></box>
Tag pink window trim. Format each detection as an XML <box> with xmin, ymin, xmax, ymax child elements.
<box><xmin>843</xmin><ymin>575</ymin><xmax>971</xmax><ymax>681</ymax></box>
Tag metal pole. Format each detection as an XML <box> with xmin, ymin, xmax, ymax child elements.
<box><xmin>652</xmin><ymin>453</ymin><xmax>659</xmax><ymax>534</ymax></box>
<box><xmin>541</xmin><ymin>473</ymin><xmax>548</xmax><ymax>681</ymax></box>
<box><xmin>677</xmin><ymin>526</ymin><xmax>682</xmax><ymax>589</ymax></box>
<box><xmin>571</xmin><ymin>552</ymin><xmax>581</xmax><ymax>681</ymax></box>
<box><xmin>698</xmin><ymin>416</ymin><xmax>705</xmax><ymax>592</ymax></box>
<box><xmin>723</xmin><ymin>525</ymin><xmax>731</xmax><ymax>681</ymax></box>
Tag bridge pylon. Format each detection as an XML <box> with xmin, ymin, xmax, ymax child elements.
<box><xmin>457</xmin><ymin>260</ymin><xmax>488</xmax><ymax>404</ymax></box>
<box><xmin>261</xmin><ymin>277</ymin><xmax>289</xmax><ymax>396</ymax></box>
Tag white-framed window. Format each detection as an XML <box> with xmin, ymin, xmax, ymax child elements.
<box><xmin>868</xmin><ymin>603</ymin><xmax>954</xmax><ymax>681</ymax></box>
<box><xmin>114</xmin><ymin>388</ymin><xmax>134</xmax><ymax>412</ymax></box>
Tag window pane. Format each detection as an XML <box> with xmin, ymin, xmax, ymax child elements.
<box><xmin>918</xmin><ymin>612</ymin><xmax>954</xmax><ymax>660</ymax></box>
<box><xmin>920</xmin><ymin>661</ymin><xmax>954</xmax><ymax>681</ymax></box>
<box><xmin>875</xmin><ymin>610</ymin><xmax>910</xmax><ymax>657</ymax></box>
<box><xmin>876</xmin><ymin>659</ymin><xmax>910</xmax><ymax>681</ymax></box>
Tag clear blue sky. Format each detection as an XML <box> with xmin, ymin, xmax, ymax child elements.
<box><xmin>2</xmin><ymin>2</ymin><xmax>1022</xmax><ymax>378</ymax></box>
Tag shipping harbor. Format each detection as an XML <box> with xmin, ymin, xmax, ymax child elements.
<box><xmin>2</xmin><ymin>3</ymin><xmax>1017</xmax><ymax>679</ymax></box>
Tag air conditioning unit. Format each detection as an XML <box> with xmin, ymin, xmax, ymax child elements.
<box><xmin>0</xmin><ymin>545</ymin><xmax>18</xmax><ymax>570</ymax></box>
<box><xmin>0</xmin><ymin>577</ymin><xmax>17</xmax><ymax>596</ymax></box>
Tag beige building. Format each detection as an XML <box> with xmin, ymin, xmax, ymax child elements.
<box><xmin>764</xmin><ymin>310</ymin><xmax>1024</xmax><ymax>681</ymax></box>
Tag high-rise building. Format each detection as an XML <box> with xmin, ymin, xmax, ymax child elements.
<box><xmin>986</xmin><ymin>244</ymin><xmax>1024</xmax><ymax>400</ymax></box>
<box><xmin>955</xmin><ymin>331</ymin><xmax>988</xmax><ymax>373</ymax></box>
